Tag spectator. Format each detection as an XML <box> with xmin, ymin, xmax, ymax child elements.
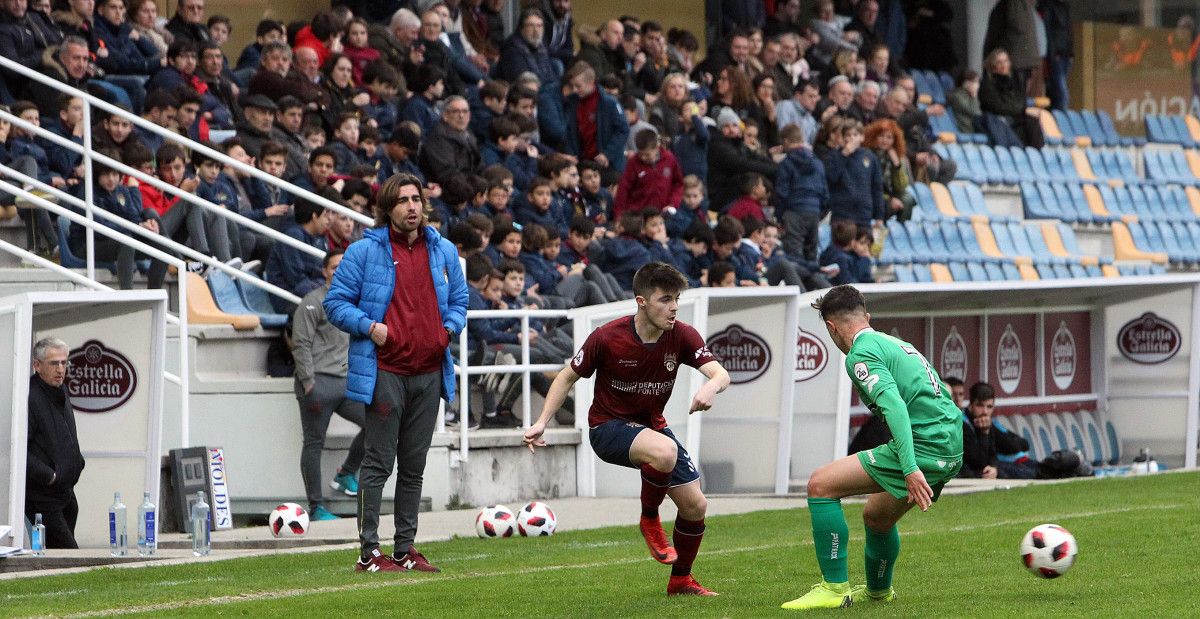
<box><xmin>808</xmin><ymin>0</ymin><xmax>858</xmax><ymax>74</ymax></box>
<box><xmin>621</xmin><ymin>94</ymin><xmax>655</xmax><ymax>154</ymax></box>
<box><xmin>946</xmin><ymin>376</ymin><xmax>967</xmax><ymax>408</ymax></box>
<box><xmin>294</xmin><ymin>45</ymin><xmax>323</xmax><ymax>87</ymax></box>
<box><xmin>520</xmin><ymin>222</ymin><xmax>606</xmax><ymax>307</ymax></box>
<box><xmin>600</xmin><ymin>210</ymin><xmax>653</xmax><ymax>290</ymax></box>
<box><xmin>328</xmin><ymin>112</ymin><xmax>363</xmax><ymax>174</ymax></box>
<box><xmin>223</xmin><ymin>139</ymin><xmax>286</xmax><ymax>259</ymax></box>
<box><xmin>666</xmin><ymin>27</ymin><xmax>699</xmax><ymax>76</ymax></box>
<box><xmin>564</xmin><ymin>62</ymin><xmax>629</xmax><ymax>173</ymax></box>
<box><xmin>819</xmin><ymin>219</ymin><xmax>872</xmax><ymax>285</ymax></box>
<box><xmin>904</xmin><ymin>0</ymin><xmax>956</xmax><ymax>73</ymax></box>
<box><xmin>881</xmin><ymin>80</ymin><xmax>957</xmax><ymax>184</ymax></box>
<box><xmin>50</xmin><ymin>0</ymin><xmax>93</xmax><ymax>43</ymax></box>
<box><xmin>863</xmin><ymin>44</ymin><xmax>892</xmax><ymax>89</ymax></box>
<box><xmin>420</xmin><ymin>95</ymin><xmax>480</xmax><ymax>185</ymax></box>
<box><xmin>192</xmin><ymin>145</ymin><xmax>247</xmax><ymax>262</ymax></box>
<box><xmin>979</xmin><ymin>48</ymin><xmax>1043</xmax><ymax>148</ymax></box>
<box><xmin>497</xmin><ymin>8</ymin><xmax>557</xmax><ymax>84</ymax></box>
<box><xmin>726</xmin><ymin>173</ymin><xmax>768</xmax><ymax>222</ymax></box>
<box><xmin>541</xmin><ymin>0</ymin><xmax>574</xmax><ymax>70</ymax></box>
<box><xmin>706</xmin><ymin>107</ymin><xmax>777</xmax><ymax>212</ymax></box>
<box><xmin>294</xmin><ymin>11</ymin><xmax>346</xmax><ymax>68</ymax></box>
<box><xmin>735</xmin><ymin>217</ymin><xmax>808</xmax><ymax>288</ymax></box>
<box><xmin>824</xmin><ymin>119</ymin><xmax>883</xmax><ymax>230</ymax></box>
<box><xmin>92</xmin><ymin>0</ymin><xmax>162</xmax><ymax>112</ymax></box>
<box><xmin>165</xmin><ymin>0</ymin><xmax>210</xmax><ymax>46</ymax></box>
<box><xmin>481</xmin><ymin>116</ymin><xmax>536</xmax><ymax>187</ymax></box>
<box><xmin>760</xmin><ymin>35</ymin><xmax>792</xmax><ymax>101</ymax></box>
<box><xmin>650</xmin><ymin>73</ymin><xmax>710</xmax><ymax>180</ymax></box>
<box><xmin>576</xmin><ymin>159</ymin><xmax>613</xmax><ymax>225</ymax></box>
<box><xmin>269</xmin><ymin>95</ymin><xmax>310</xmax><ymax>179</ymax></box>
<box><xmin>749</xmin><ymin>73</ymin><xmax>780</xmax><ymax>146</ymax></box>
<box><xmin>266</xmin><ymin>195</ymin><xmax>328</xmax><ymax>314</ymax></box>
<box><xmin>341</xmin><ymin>17</ymin><xmax>379</xmax><ymax>87</ymax></box>
<box><xmin>44</xmin><ymin>95</ymin><xmax>84</xmax><ymax>182</ymax></box>
<box><xmin>983</xmin><ymin>0</ymin><xmax>1041</xmax><ymax>96</ymax></box>
<box><xmin>959</xmin><ymin>382</ymin><xmax>1040</xmax><ymax>479</ymax></box>
<box><xmin>26</xmin><ymin>36</ymin><xmax>131</xmax><ymax>117</ymax></box>
<box><xmin>664</xmin><ymin>174</ymin><xmax>707</xmax><ymax>238</ymax></box>
<box><xmin>845</xmin><ymin>79</ymin><xmax>881</xmax><ymax>125</ymax></box>
<box><xmin>0</xmin><ymin>0</ymin><xmax>61</xmax><ymax>98</ymax></box>
<box><xmin>235</xmin><ymin>19</ymin><xmax>286</xmax><ymax>75</ymax></box>
<box><xmin>323</xmin><ymin>173</ymin><xmax>468</xmax><ymax>574</ymax></box>
<box><xmin>468</xmin><ymin>79</ymin><xmax>506</xmax><ymax>144</ymax></box>
<box><xmin>775</xmin><ymin>80</ymin><xmax>819</xmax><ymax>147</ymax></box>
<box><xmin>707</xmin><ymin>260</ymin><xmax>736</xmax><ymax>287</ymax></box>
<box><xmin>292</xmin><ymin>249</ymin><xmax>365</xmax><ymax>522</ymax></box>
<box><xmin>814</xmin><ymin>75</ymin><xmax>854</xmax><ymax>123</ymax></box>
<box><xmin>576</xmin><ymin>19</ymin><xmax>625</xmax><ymax>82</ymax></box>
<box><xmin>381</xmin><ymin>122</ymin><xmax>425</xmax><ymax>184</ymax></box>
<box><xmin>361</xmin><ymin>62</ymin><xmax>401</xmax><ymax>139</ymax></box>
<box><xmin>634</xmin><ymin>20</ymin><xmax>670</xmax><ymax>97</ymax></box>
<box><xmin>614</xmin><ymin>129</ymin><xmax>683</xmax><ymax>219</ymax></box>
<box><xmin>198</xmin><ymin>42</ymin><xmax>238</xmax><ymax>118</ymax></box>
<box><xmin>235</xmin><ymin>94</ymin><xmax>278</xmax><ymax>170</ymax></box>
<box><xmin>293</xmin><ymin>145</ymin><xmax>336</xmax><ymax>192</ymax></box>
<box><xmin>765</xmin><ymin>0</ymin><xmax>806</xmax><ymax>38</ymax></box>
<box><xmin>864</xmin><ymin>119</ymin><xmax>915</xmax><ymax>222</ymax></box>
<box><xmin>417</xmin><ymin>8</ymin><xmax>471</xmax><ymax>98</ymax></box>
<box><xmin>708</xmin><ymin>65</ymin><xmax>754</xmax><ymax>123</ymax></box>
<box><xmin>321</xmin><ymin>54</ymin><xmax>370</xmax><ymax>127</ymax></box>
<box><xmin>774</xmin><ymin>123</ymin><xmax>827</xmax><ymax>263</ymax></box>
<box><xmin>844</xmin><ymin>0</ymin><xmax>882</xmax><ymax>55</ymax></box>
<box><xmin>248</xmin><ymin>41</ymin><xmax>328</xmax><ymax>110</ymax></box>
<box><xmin>149</xmin><ymin>41</ymin><xmax>233</xmax><ymax>130</ymax></box>
<box><xmin>947</xmin><ymin>69</ymin><xmax>982</xmax><ymax>134</ymax></box>
<box><xmin>1039</xmin><ymin>0</ymin><xmax>1070</xmax><ymax>110</ymax></box>
<box><xmin>131</xmin><ymin>0</ymin><xmax>171</xmax><ymax>56</ymax></box>
<box><xmin>400</xmin><ymin>64</ymin><xmax>444</xmax><ymax>137</ymax></box>
<box><xmin>7</xmin><ymin>101</ymin><xmax>62</xmax><ymax>255</ymax></box>
<box><xmin>25</xmin><ymin>337</ymin><xmax>85</xmax><ymax>549</ymax></box>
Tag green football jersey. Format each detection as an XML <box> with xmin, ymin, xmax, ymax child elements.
<box><xmin>845</xmin><ymin>328</ymin><xmax>963</xmax><ymax>474</ymax></box>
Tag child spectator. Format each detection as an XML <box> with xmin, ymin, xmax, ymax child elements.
<box><xmin>735</xmin><ymin>217</ymin><xmax>807</xmax><ymax>288</ymax></box>
<box><xmin>726</xmin><ymin>172</ymin><xmax>769</xmax><ymax>222</ymax></box>
<box><xmin>293</xmin><ymin>146</ymin><xmax>337</xmax><ymax>192</ymax></box>
<box><xmin>539</xmin><ymin>153</ymin><xmax>581</xmax><ymax>235</ymax></box>
<box><xmin>401</xmin><ymin>65</ymin><xmax>445</xmax><ymax>137</ymax></box>
<box><xmin>470</xmin><ymin>80</ymin><xmax>509</xmax><ymax>144</ymax></box>
<box><xmin>484</xmin><ymin>181</ymin><xmax>513</xmax><ymax>222</ymax></box>
<box><xmin>824</xmin><ymin>119</ymin><xmax>883</xmax><ymax>231</ymax></box>
<box><xmin>481</xmin><ymin>117</ymin><xmax>536</xmax><ymax>191</ymax></box>
<box><xmin>520</xmin><ymin>223</ymin><xmax>607</xmax><ymax>307</ymax></box>
<box><xmin>381</xmin><ymin>122</ymin><xmax>425</xmax><ymax>183</ymax></box>
<box><xmin>707</xmin><ymin>261</ymin><xmax>737</xmax><ymax>287</ymax></box>
<box><xmin>639</xmin><ymin>207</ymin><xmax>680</xmax><ymax>266</ymax></box>
<box><xmin>948</xmin><ymin>69</ymin><xmax>982</xmax><ymax>135</ymax></box>
<box><xmin>361</xmin><ymin>62</ymin><xmax>401</xmax><ymax>139</ymax></box>
<box><xmin>245</xmin><ymin>141</ymin><xmax>294</xmax><ymax>232</ymax></box>
<box><xmin>356</xmin><ymin>125</ymin><xmax>387</xmax><ymax>183</ymax></box>
<box><xmin>265</xmin><ymin>195</ymin><xmax>329</xmax><ymax>313</ymax></box>
<box><xmin>621</xmin><ymin>94</ymin><xmax>656</xmax><ymax>155</ymax></box>
<box><xmin>614</xmin><ymin>129</ymin><xmax>684</xmax><ymax>219</ymax></box>
<box><xmin>341</xmin><ymin>18</ymin><xmax>380</xmax><ymax>87</ymax></box>
<box><xmin>193</xmin><ymin>145</ymin><xmax>246</xmax><ymax>263</ymax></box>
<box><xmin>818</xmin><ymin>219</ymin><xmax>872</xmax><ymax>285</ymax></box>
<box><xmin>599</xmin><ymin>210</ymin><xmax>653</xmax><ymax>290</ymax></box>
<box><xmin>434</xmin><ymin>174</ymin><xmax>475</xmax><ymax>229</ymax></box>
<box><xmin>514</xmin><ymin>176</ymin><xmax>561</xmax><ymax>235</ymax></box>
<box><xmin>45</xmin><ymin>96</ymin><xmax>84</xmax><ymax>182</ymax></box>
<box><xmin>325</xmin><ymin>209</ymin><xmax>355</xmax><ymax>252</ymax></box>
<box><xmin>677</xmin><ymin>221</ymin><xmax>715</xmax><ymax>287</ymax></box>
<box><xmin>141</xmin><ymin>143</ymin><xmax>236</xmax><ymax>266</ymax></box>
<box><xmin>7</xmin><ymin>101</ymin><xmax>62</xmax><ymax>255</ymax></box>
<box><xmin>486</xmin><ymin>221</ymin><xmax>523</xmax><ymax>267</ymax></box>
<box><xmin>447</xmin><ymin>221</ymin><xmax>484</xmax><ymax>259</ymax></box>
<box><xmin>665</xmin><ymin>174</ymin><xmax>708</xmax><ymax>238</ymax></box>
<box><xmin>302</xmin><ymin>125</ymin><xmax>327</xmax><ymax>151</ymax></box>
<box><xmin>329</xmin><ymin>113</ymin><xmax>363</xmax><ymax>174</ymax></box>
<box><xmin>577</xmin><ymin>159</ymin><xmax>614</xmax><ymax>227</ymax></box>
<box><xmin>773</xmin><ymin>122</ymin><xmax>828</xmax><ymax>263</ymax></box>
<box><xmin>235</xmin><ymin>19</ymin><xmax>286</xmax><ymax>75</ymax></box>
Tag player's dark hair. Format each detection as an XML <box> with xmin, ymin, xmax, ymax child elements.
<box><xmin>811</xmin><ymin>284</ymin><xmax>867</xmax><ymax>321</ymax></box>
<box><xmin>632</xmin><ymin>262</ymin><xmax>688</xmax><ymax>298</ymax></box>
<box><xmin>969</xmin><ymin>382</ymin><xmax>995</xmax><ymax>404</ymax></box>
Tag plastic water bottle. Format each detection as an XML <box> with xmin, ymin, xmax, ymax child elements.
<box><xmin>137</xmin><ymin>491</ymin><xmax>157</xmax><ymax>557</ymax></box>
<box><xmin>109</xmin><ymin>492</ymin><xmax>128</xmax><ymax>557</ymax></box>
<box><xmin>31</xmin><ymin>513</ymin><xmax>45</xmax><ymax>556</ymax></box>
<box><xmin>191</xmin><ymin>491</ymin><xmax>211</xmax><ymax>557</ymax></box>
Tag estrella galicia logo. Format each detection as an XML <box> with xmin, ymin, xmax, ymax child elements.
<box><xmin>66</xmin><ymin>340</ymin><xmax>138</xmax><ymax>413</ymax></box>
<box><xmin>708</xmin><ymin>325</ymin><xmax>771</xmax><ymax>384</ymax></box>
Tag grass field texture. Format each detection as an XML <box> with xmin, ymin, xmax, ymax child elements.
<box><xmin>4</xmin><ymin>472</ymin><xmax>1198</xmax><ymax>618</ymax></box>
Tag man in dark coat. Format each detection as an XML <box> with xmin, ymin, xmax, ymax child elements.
<box><xmin>25</xmin><ymin>337</ymin><xmax>85</xmax><ymax>549</ymax></box>
<box><xmin>420</xmin><ymin>96</ymin><xmax>481</xmax><ymax>185</ymax></box>
<box><xmin>706</xmin><ymin>108</ymin><xmax>777</xmax><ymax>212</ymax></box>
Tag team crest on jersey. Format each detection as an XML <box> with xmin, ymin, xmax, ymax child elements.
<box><xmin>694</xmin><ymin>346</ymin><xmax>711</xmax><ymax>360</ymax></box>
<box><xmin>853</xmin><ymin>362</ymin><xmax>869</xmax><ymax>381</ymax></box>
<box><xmin>663</xmin><ymin>352</ymin><xmax>677</xmax><ymax>372</ymax></box>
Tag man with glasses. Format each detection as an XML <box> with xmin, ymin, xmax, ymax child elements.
<box><xmin>25</xmin><ymin>337</ymin><xmax>86</xmax><ymax>549</ymax></box>
<box><xmin>165</xmin><ymin>0</ymin><xmax>210</xmax><ymax>46</ymax></box>
<box><xmin>419</xmin><ymin>95</ymin><xmax>479</xmax><ymax>186</ymax></box>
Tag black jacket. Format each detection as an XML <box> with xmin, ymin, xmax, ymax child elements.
<box><xmin>25</xmin><ymin>374</ymin><xmax>85</xmax><ymax>506</ymax></box>
<box><xmin>706</xmin><ymin>134</ymin><xmax>778</xmax><ymax>211</ymax></box>
<box><xmin>960</xmin><ymin>417</ymin><xmax>999</xmax><ymax>478</ymax></box>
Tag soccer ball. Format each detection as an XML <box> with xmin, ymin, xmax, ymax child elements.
<box><xmin>269</xmin><ymin>503</ymin><xmax>310</xmax><ymax>538</ymax></box>
<box><xmin>517</xmin><ymin>501</ymin><xmax>557</xmax><ymax>537</ymax></box>
<box><xmin>475</xmin><ymin>504</ymin><xmax>517</xmax><ymax>538</ymax></box>
<box><xmin>1020</xmin><ymin>524</ymin><xmax>1077</xmax><ymax>578</ymax></box>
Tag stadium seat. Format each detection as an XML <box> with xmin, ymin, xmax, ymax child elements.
<box><xmin>1006</xmin><ymin>414</ymin><xmax>1038</xmax><ymax>460</ymax></box>
<box><xmin>233</xmin><ymin>273</ymin><xmax>290</xmax><ymax>328</ymax></box>
<box><xmin>1039</xmin><ymin>110</ymin><xmax>1064</xmax><ymax>146</ymax></box>
<box><xmin>1010</xmin><ymin>146</ymin><xmax>1038</xmax><ymax>181</ymax></box>
<box><xmin>928</xmin><ymin>182</ymin><xmax>963</xmax><ymax>218</ymax></box>
<box><xmin>892</xmin><ymin>263</ymin><xmax>915</xmax><ymax>283</ymax></box>
<box><xmin>206</xmin><ymin>269</ymin><xmax>282</xmax><ymax>326</ymax></box>
<box><xmin>1061</xmin><ymin>413</ymin><xmax>1089</xmax><ymax>457</ymax></box>
<box><xmin>881</xmin><ymin>220</ymin><xmax>913</xmax><ymax>264</ymax></box>
<box><xmin>1028</xmin><ymin>414</ymin><xmax>1057</xmax><ymax>460</ymax></box>
<box><xmin>983</xmin><ymin>261</ymin><xmax>1004</xmax><ymax>280</ymax></box>
<box><xmin>185</xmin><ymin>272</ymin><xmax>261</xmax><ymax>330</ymax></box>
<box><xmin>1064</xmin><ymin>110</ymin><xmax>1093</xmax><ymax>146</ymax></box>
<box><xmin>1080</xmin><ymin>184</ymin><xmax>1113</xmax><ymax>222</ymax></box>
<box><xmin>1077</xmin><ymin>411</ymin><xmax>1108</xmax><ymax>466</ymax></box>
<box><xmin>1185</xmin><ymin>115</ymin><xmax>1200</xmax><ymax>144</ymax></box>
<box><xmin>948</xmin><ymin>261</ymin><xmax>970</xmax><ymax>281</ymax></box>
<box><xmin>1098</xmin><ymin>110</ymin><xmax>1143</xmax><ymax>146</ymax></box>
<box><xmin>976</xmin><ymin>145</ymin><xmax>1014</xmax><ymax>185</ymax></box>
<box><xmin>1069</xmin><ymin>148</ymin><xmax>1097</xmax><ymax>181</ymax></box>
<box><xmin>1044</xmin><ymin>413</ymin><xmax>1072</xmax><ymax>452</ymax></box>
<box><xmin>911</xmin><ymin>263</ymin><xmax>933</xmax><ymax>282</ymax></box>
<box><xmin>1170</xmin><ymin>115</ymin><xmax>1199</xmax><ymax>148</ymax></box>
<box><xmin>1052</xmin><ymin>110</ymin><xmax>1077</xmax><ymax>145</ymax></box>
<box><xmin>1080</xmin><ymin>110</ymin><xmax>1110</xmax><ymax>147</ymax></box>
<box><xmin>1101</xmin><ymin>264</ymin><xmax>1121</xmax><ymax>277</ymax></box>
<box><xmin>1112</xmin><ymin>221</ymin><xmax>1169</xmax><ymax>264</ymax></box>
<box><xmin>1097</xmin><ymin>411</ymin><xmax>1122</xmax><ymax>465</ymax></box>
<box><xmin>966</xmin><ymin>260</ymin><xmax>989</xmax><ymax>281</ymax></box>
<box><xmin>928</xmin><ymin>262</ymin><xmax>953</xmax><ymax>282</ymax></box>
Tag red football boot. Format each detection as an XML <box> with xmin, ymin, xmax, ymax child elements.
<box><xmin>639</xmin><ymin>515</ymin><xmax>678</xmax><ymax>564</ymax></box>
<box><xmin>355</xmin><ymin>548</ymin><xmax>406</xmax><ymax>573</ymax></box>
<box><xmin>393</xmin><ymin>546</ymin><xmax>441</xmax><ymax>572</ymax></box>
<box><xmin>667</xmin><ymin>574</ymin><xmax>719</xmax><ymax>596</ymax></box>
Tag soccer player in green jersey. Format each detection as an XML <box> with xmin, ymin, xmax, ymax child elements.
<box><xmin>782</xmin><ymin>285</ymin><xmax>963</xmax><ymax>610</ymax></box>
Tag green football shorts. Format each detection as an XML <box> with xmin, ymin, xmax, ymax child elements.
<box><xmin>856</xmin><ymin>443</ymin><xmax>963</xmax><ymax>502</ymax></box>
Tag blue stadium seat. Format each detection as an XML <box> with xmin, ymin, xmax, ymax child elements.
<box><xmin>1052</xmin><ymin>110</ymin><xmax>1077</xmax><ymax>144</ymax></box>
<box><xmin>937</xmin><ymin>71</ymin><xmax>955</xmax><ymax>94</ymax></box>
<box><xmin>1034</xmin><ymin>181</ymin><xmax>1068</xmax><ymax>222</ymax></box>
<box><xmin>881</xmin><ymin>220</ymin><xmax>912</xmax><ymax>264</ymax></box>
<box><xmin>911</xmin><ymin>263</ymin><xmax>933</xmax><ymax>282</ymax></box>
<box><xmin>1080</xmin><ymin>110</ymin><xmax>1110</xmax><ymax>146</ymax></box>
<box><xmin>1098</xmin><ymin>110</ymin><xmax>1143</xmax><ymax>146</ymax></box>
<box><xmin>1000</xmin><ymin>261</ymin><xmax>1021</xmax><ymax>280</ymax></box>
<box><xmin>939</xmin><ymin>220</ymin><xmax>968</xmax><ymax>255</ymax></box>
<box><xmin>893</xmin><ymin>263</ymin><xmax>915</xmax><ymax>283</ymax></box>
<box><xmin>1168</xmin><ymin>149</ymin><xmax>1195</xmax><ymax>182</ymax></box>
<box><xmin>1021</xmin><ymin>182</ymin><xmax>1053</xmax><ymax>219</ymax></box>
<box><xmin>207</xmin><ymin>270</ymin><xmax>267</xmax><ymax>324</ymax></box>
<box><xmin>948</xmin><ymin>261</ymin><xmax>970</xmax><ymax>281</ymax></box>
<box><xmin>1170</xmin><ymin>115</ymin><xmax>1199</xmax><ymax>148</ymax></box>
<box><xmin>1145</xmin><ymin>115</ymin><xmax>1167</xmax><ymax>143</ymax></box>
<box><xmin>990</xmin><ymin>221</ymin><xmax>1021</xmax><ymax>258</ymax></box>
<box><xmin>922</xmin><ymin>70</ymin><xmax>946</xmax><ymax>104</ymax></box>
<box><xmin>1065</xmin><ymin>110</ymin><xmax>1090</xmax><ymax>142</ymax></box>
<box><xmin>976</xmin><ymin>144</ymin><xmax>1013</xmax><ymax>184</ymax></box>
<box><xmin>993</xmin><ymin>146</ymin><xmax>1020</xmax><ymax>185</ymax></box>
<box><xmin>920</xmin><ymin>220</ymin><xmax>952</xmax><ymax>261</ymax></box>
<box><xmin>1078</xmin><ymin>411</ymin><xmax>1107</xmax><ymax>466</ymax></box>
<box><xmin>1022</xmin><ymin>224</ymin><xmax>1064</xmax><ymax>264</ymax></box>
<box><xmin>912</xmin><ymin>182</ymin><xmax>937</xmax><ymax>215</ymax></box>
<box><xmin>966</xmin><ymin>261</ymin><xmax>989</xmax><ymax>281</ymax></box>
<box><xmin>960</xmin><ymin>144</ymin><xmax>991</xmax><ymax>184</ymax></box>
<box><xmin>1023</xmin><ymin>147</ymin><xmax>1051</xmax><ymax>181</ymax></box>
<box><xmin>905</xmin><ymin>221</ymin><xmax>944</xmax><ymax>263</ymax></box>
<box><xmin>983</xmin><ymin>261</ymin><xmax>1004</xmax><ymax>280</ymax></box>
<box><xmin>234</xmin><ymin>273</ymin><xmax>290</xmax><ymax>328</ymax></box>
<box><xmin>1009</xmin><ymin>146</ymin><xmax>1037</xmax><ymax>181</ymax></box>
<box><xmin>955</xmin><ymin>220</ymin><xmax>991</xmax><ymax>261</ymax></box>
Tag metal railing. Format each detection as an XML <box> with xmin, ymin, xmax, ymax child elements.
<box><xmin>451</xmin><ymin>308</ymin><xmax>573</xmax><ymax>461</ymax></box>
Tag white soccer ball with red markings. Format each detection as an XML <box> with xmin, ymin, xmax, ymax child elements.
<box><xmin>517</xmin><ymin>501</ymin><xmax>557</xmax><ymax>537</ymax></box>
<box><xmin>269</xmin><ymin>503</ymin><xmax>310</xmax><ymax>538</ymax></box>
<box><xmin>475</xmin><ymin>504</ymin><xmax>517</xmax><ymax>538</ymax></box>
<box><xmin>1020</xmin><ymin>524</ymin><xmax>1077</xmax><ymax>578</ymax></box>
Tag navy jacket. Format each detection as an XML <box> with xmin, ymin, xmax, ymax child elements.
<box><xmin>600</xmin><ymin>234</ymin><xmax>652</xmax><ymax>289</ymax></box>
<box><xmin>68</xmin><ymin>184</ymin><xmax>146</xmax><ymax>248</ymax></box>
<box><xmin>235</xmin><ymin>42</ymin><xmax>263</xmax><ymax>72</ymax></box>
<box><xmin>564</xmin><ymin>89</ymin><xmax>629</xmax><ymax>173</ymax></box>
<box><xmin>669</xmin><ymin>114</ymin><xmax>711</xmax><ymax>180</ymax></box>
<box><xmin>819</xmin><ymin>243</ymin><xmax>872</xmax><ymax>285</ymax></box>
<box><xmin>93</xmin><ymin>14</ymin><xmax>160</xmax><ymax>75</ymax></box>
<box><xmin>45</xmin><ymin>124</ymin><xmax>82</xmax><ymax>180</ymax></box>
<box><xmin>329</xmin><ymin>140</ymin><xmax>363</xmax><ymax>174</ymax></box>
<box><xmin>496</xmin><ymin>34</ymin><xmax>558</xmax><ymax>84</ymax></box>
<box><xmin>9</xmin><ymin>136</ymin><xmax>56</xmax><ymax>184</ymax></box>
<box><xmin>197</xmin><ymin>173</ymin><xmax>240</xmax><ymax>211</ymax></box>
<box><xmin>265</xmin><ymin>222</ymin><xmax>327</xmax><ymax>313</ymax></box>
<box><xmin>519</xmin><ymin>249</ymin><xmax>562</xmax><ymax>296</ymax></box>
<box><xmin>401</xmin><ymin>93</ymin><xmax>440</xmax><ymax>137</ymax></box>
<box><xmin>825</xmin><ymin>147</ymin><xmax>884</xmax><ymax>225</ymax></box>
<box><xmin>513</xmin><ymin>202</ymin><xmax>561</xmax><ymax>236</ymax></box>
<box><xmin>774</xmin><ymin>147</ymin><xmax>829</xmax><ymax>216</ymax></box>
<box><xmin>363</xmin><ymin>97</ymin><xmax>399</xmax><ymax>141</ymax></box>
<box><xmin>665</xmin><ymin>202</ymin><xmax>708</xmax><ymax>239</ymax></box>
<box><xmin>466</xmin><ymin>286</ymin><xmax>519</xmax><ymax>351</ymax></box>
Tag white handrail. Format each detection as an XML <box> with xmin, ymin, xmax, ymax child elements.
<box><xmin>453</xmin><ymin>308</ymin><xmax>572</xmax><ymax>461</ymax></box>
<box><xmin>0</xmin><ymin>54</ymin><xmax>373</xmax><ymax>227</ymax></box>
<box><xmin>0</xmin><ymin>163</ymin><xmax>301</xmax><ymax>305</ymax></box>
<box><xmin>0</xmin><ymin>110</ymin><xmax>325</xmax><ymax>263</ymax></box>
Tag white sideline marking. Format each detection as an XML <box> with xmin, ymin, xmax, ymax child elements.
<box><xmin>53</xmin><ymin>503</ymin><xmax>1184</xmax><ymax>618</ymax></box>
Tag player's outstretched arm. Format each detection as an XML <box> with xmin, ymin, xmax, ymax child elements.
<box><xmin>690</xmin><ymin>361</ymin><xmax>730</xmax><ymax>413</ymax></box>
<box><xmin>523</xmin><ymin>366</ymin><xmax>581</xmax><ymax>453</ymax></box>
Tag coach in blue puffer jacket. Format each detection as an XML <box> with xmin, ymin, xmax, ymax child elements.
<box><xmin>324</xmin><ymin>176</ymin><xmax>469</xmax><ymax>405</ymax></box>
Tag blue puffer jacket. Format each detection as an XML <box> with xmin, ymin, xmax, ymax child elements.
<box><xmin>324</xmin><ymin>225</ymin><xmax>469</xmax><ymax>404</ymax></box>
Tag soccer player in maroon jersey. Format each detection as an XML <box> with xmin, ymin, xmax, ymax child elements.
<box><xmin>524</xmin><ymin>262</ymin><xmax>731</xmax><ymax>596</ymax></box>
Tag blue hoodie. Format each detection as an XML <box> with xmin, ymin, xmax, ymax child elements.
<box><xmin>519</xmin><ymin>249</ymin><xmax>562</xmax><ymax>296</ymax></box>
<box><xmin>601</xmin><ymin>235</ymin><xmax>652</xmax><ymax>290</ymax></box>
<box><xmin>825</xmin><ymin>147</ymin><xmax>884</xmax><ymax>225</ymax></box>
<box><xmin>324</xmin><ymin>225</ymin><xmax>469</xmax><ymax>403</ymax></box>
<box><xmin>775</xmin><ymin>147</ymin><xmax>829</xmax><ymax>216</ymax></box>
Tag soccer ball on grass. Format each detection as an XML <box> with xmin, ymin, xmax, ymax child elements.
<box><xmin>269</xmin><ymin>503</ymin><xmax>310</xmax><ymax>538</ymax></box>
<box><xmin>517</xmin><ymin>501</ymin><xmax>557</xmax><ymax>536</ymax></box>
<box><xmin>1020</xmin><ymin>524</ymin><xmax>1077</xmax><ymax>578</ymax></box>
<box><xmin>475</xmin><ymin>504</ymin><xmax>517</xmax><ymax>538</ymax></box>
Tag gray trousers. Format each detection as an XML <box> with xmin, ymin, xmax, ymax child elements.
<box><xmin>358</xmin><ymin>369</ymin><xmax>441</xmax><ymax>557</ymax></box>
<box><xmin>781</xmin><ymin>209</ymin><xmax>820</xmax><ymax>264</ymax></box>
<box><xmin>159</xmin><ymin>198</ymin><xmax>234</xmax><ymax>261</ymax></box>
<box><xmin>296</xmin><ymin>374</ymin><xmax>365</xmax><ymax>511</ymax></box>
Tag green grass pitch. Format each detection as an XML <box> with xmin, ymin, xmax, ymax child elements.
<box><xmin>4</xmin><ymin>472</ymin><xmax>1198</xmax><ymax>618</ymax></box>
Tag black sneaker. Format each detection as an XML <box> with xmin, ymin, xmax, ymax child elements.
<box><xmin>480</xmin><ymin>410</ymin><xmax>520</xmax><ymax>428</ymax></box>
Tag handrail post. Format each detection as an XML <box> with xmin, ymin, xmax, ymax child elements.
<box><xmin>520</xmin><ymin>315</ymin><xmax>531</xmax><ymax>427</ymax></box>
<box><xmin>178</xmin><ymin>268</ymin><xmax>190</xmax><ymax>447</ymax></box>
<box><xmin>82</xmin><ymin>99</ymin><xmax>94</xmax><ymax>281</ymax></box>
<box><xmin>459</xmin><ymin>329</ymin><xmax>469</xmax><ymax>462</ymax></box>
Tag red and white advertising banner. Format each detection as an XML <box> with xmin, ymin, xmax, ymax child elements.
<box><xmin>987</xmin><ymin>314</ymin><xmax>1038</xmax><ymax>397</ymax></box>
<box><xmin>1043</xmin><ymin>312</ymin><xmax>1092</xmax><ymax>396</ymax></box>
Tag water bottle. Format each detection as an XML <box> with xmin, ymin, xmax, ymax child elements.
<box><xmin>109</xmin><ymin>492</ymin><xmax>127</xmax><ymax>557</ymax></box>
<box><xmin>31</xmin><ymin>513</ymin><xmax>45</xmax><ymax>557</ymax></box>
<box><xmin>137</xmin><ymin>491</ymin><xmax>157</xmax><ymax>557</ymax></box>
<box><xmin>191</xmin><ymin>491</ymin><xmax>211</xmax><ymax>557</ymax></box>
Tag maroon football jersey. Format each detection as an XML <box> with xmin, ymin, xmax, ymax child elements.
<box><xmin>571</xmin><ymin>316</ymin><xmax>717</xmax><ymax>430</ymax></box>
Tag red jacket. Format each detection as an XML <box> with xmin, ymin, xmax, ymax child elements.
<box><xmin>293</xmin><ymin>27</ymin><xmax>331</xmax><ymax>66</ymax></box>
<box><xmin>613</xmin><ymin>148</ymin><xmax>684</xmax><ymax>219</ymax></box>
<box><xmin>727</xmin><ymin>196</ymin><xmax>766</xmax><ymax>222</ymax></box>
